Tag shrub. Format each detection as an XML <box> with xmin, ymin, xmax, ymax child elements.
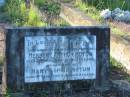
<box><xmin>35</xmin><ymin>0</ymin><xmax>61</xmax><ymax>15</ymax></box>
<box><xmin>5</xmin><ymin>0</ymin><xmax>46</xmax><ymax>26</ymax></box>
<box><xmin>34</xmin><ymin>0</ymin><xmax>61</xmax><ymax>19</ymax></box>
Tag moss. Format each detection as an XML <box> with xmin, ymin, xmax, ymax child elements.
<box><xmin>110</xmin><ymin>56</ymin><xmax>124</xmax><ymax>70</ymax></box>
<box><xmin>0</xmin><ymin>56</ymin><xmax>4</xmax><ymax>66</ymax></box>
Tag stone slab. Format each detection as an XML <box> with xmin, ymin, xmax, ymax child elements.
<box><xmin>6</xmin><ymin>26</ymin><xmax>110</xmax><ymax>92</ymax></box>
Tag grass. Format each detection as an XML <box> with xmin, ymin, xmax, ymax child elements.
<box><xmin>22</xmin><ymin>4</ymin><xmax>46</xmax><ymax>26</ymax></box>
<box><xmin>74</xmin><ymin>0</ymin><xmax>130</xmax><ymax>81</ymax></box>
<box><xmin>110</xmin><ymin>56</ymin><xmax>124</xmax><ymax>70</ymax></box>
<box><xmin>0</xmin><ymin>2</ymin><xmax>10</xmax><ymax>22</ymax></box>
<box><xmin>81</xmin><ymin>0</ymin><xmax>130</xmax><ymax>11</ymax></box>
<box><xmin>1</xmin><ymin>0</ymin><xmax>69</xmax><ymax>27</ymax></box>
<box><xmin>111</xmin><ymin>26</ymin><xmax>125</xmax><ymax>36</ymax></box>
<box><xmin>0</xmin><ymin>56</ymin><xmax>4</xmax><ymax>66</ymax></box>
<box><xmin>49</xmin><ymin>16</ymin><xmax>70</xmax><ymax>26</ymax></box>
<box><xmin>34</xmin><ymin>0</ymin><xmax>61</xmax><ymax>16</ymax></box>
<box><xmin>34</xmin><ymin>0</ymin><xmax>61</xmax><ymax>25</ymax></box>
<box><xmin>75</xmin><ymin>0</ymin><xmax>103</xmax><ymax>21</ymax></box>
<box><xmin>127</xmin><ymin>77</ymin><xmax>130</xmax><ymax>83</ymax></box>
<box><xmin>34</xmin><ymin>0</ymin><xmax>69</xmax><ymax>26</ymax></box>
<box><xmin>5</xmin><ymin>0</ymin><xmax>46</xmax><ymax>26</ymax></box>
<box><xmin>110</xmin><ymin>56</ymin><xmax>130</xmax><ymax>82</ymax></box>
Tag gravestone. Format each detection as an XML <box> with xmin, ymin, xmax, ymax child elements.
<box><xmin>6</xmin><ymin>26</ymin><xmax>110</xmax><ymax>95</ymax></box>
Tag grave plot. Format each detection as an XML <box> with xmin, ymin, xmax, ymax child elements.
<box><xmin>6</xmin><ymin>26</ymin><xmax>110</xmax><ymax>97</ymax></box>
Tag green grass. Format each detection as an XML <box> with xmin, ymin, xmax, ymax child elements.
<box><xmin>0</xmin><ymin>56</ymin><xmax>4</xmax><ymax>66</ymax></box>
<box><xmin>2</xmin><ymin>0</ymin><xmax>68</xmax><ymax>27</ymax></box>
<box><xmin>34</xmin><ymin>0</ymin><xmax>46</xmax><ymax>8</ymax></box>
<box><xmin>5</xmin><ymin>0</ymin><xmax>46</xmax><ymax>26</ymax></box>
<box><xmin>110</xmin><ymin>56</ymin><xmax>130</xmax><ymax>82</ymax></box>
<box><xmin>110</xmin><ymin>56</ymin><xmax>124</xmax><ymax>70</ymax></box>
<box><xmin>34</xmin><ymin>0</ymin><xmax>70</xmax><ymax>26</ymax></box>
<box><xmin>22</xmin><ymin>4</ymin><xmax>46</xmax><ymax>26</ymax></box>
<box><xmin>127</xmin><ymin>77</ymin><xmax>130</xmax><ymax>83</ymax></box>
<box><xmin>111</xmin><ymin>27</ymin><xmax>125</xmax><ymax>36</ymax></box>
<box><xmin>81</xmin><ymin>0</ymin><xmax>130</xmax><ymax>10</ymax></box>
<box><xmin>34</xmin><ymin>0</ymin><xmax>61</xmax><ymax>16</ymax></box>
<box><xmin>52</xmin><ymin>18</ymin><xmax>70</xmax><ymax>26</ymax></box>
<box><xmin>34</xmin><ymin>0</ymin><xmax>62</xmax><ymax>25</ymax></box>
<box><xmin>75</xmin><ymin>0</ymin><xmax>102</xmax><ymax>21</ymax></box>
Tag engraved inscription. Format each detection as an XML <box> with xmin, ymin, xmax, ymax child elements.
<box><xmin>24</xmin><ymin>36</ymin><xmax>96</xmax><ymax>83</ymax></box>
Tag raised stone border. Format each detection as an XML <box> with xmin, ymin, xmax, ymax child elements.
<box><xmin>0</xmin><ymin>23</ymin><xmax>9</xmax><ymax>94</ymax></box>
<box><xmin>0</xmin><ymin>24</ymin><xmax>5</xmax><ymax>57</ymax></box>
<box><xmin>60</xmin><ymin>3</ymin><xmax>130</xmax><ymax>73</ymax></box>
<box><xmin>6</xmin><ymin>26</ymin><xmax>110</xmax><ymax>92</ymax></box>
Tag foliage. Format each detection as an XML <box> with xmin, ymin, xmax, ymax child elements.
<box><xmin>75</xmin><ymin>0</ymin><xmax>102</xmax><ymax>21</ymax></box>
<box><xmin>34</xmin><ymin>0</ymin><xmax>61</xmax><ymax>16</ymax></box>
<box><xmin>110</xmin><ymin>56</ymin><xmax>124</xmax><ymax>70</ymax></box>
<box><xmin>5</xmin><ymin>0</ymin><xmax>46</xmax><ymax>26</ymax></box>
<box><xmin>111</xmin><ymin>26</ymin><xmax>125</xmax><ymax>36</ymax></box>
<box><xmin>5</xmin><ymin>0</ymin><xmax>21</xmax><ymax>23</ymax></box>
<box><xmin>81</xmin><ymin>0</ymin><xmax>130</xmax><ymax>10</ymax></box>
<box><xmin>110</xmin><ymin>56</ymin><xmax>130</xmax><ymax>82</ymax></box>
<box><xmin>0</xmin><ymin>56</ymin><xmax>4</xmax><ymax>65</ymax></box>
<box><xmin>34</xmin><ymin>0</ymin><xmax>46</xmax><ymax>8</ymax></box>
<box><xmin>61</xmin><ymin>0</ymin><xmax>72</xmax><ymax>3</ymax></box>
<box><xmin>34</xmin><ymin>0</ymin><xmax>61</xmax><ymax>25</ymax></box>
<box><xmin>22</xmin><ymin>4</ymin><xmax>46</xmax><ymax>26</ymax></box>
<box><xmin>5</xmin><ymin>89</ymin><xmax>11</xmax><ymax>97</ymax></box>
<box><xmin>127</xmin><ymin>77</ymin><xmax>130</xmax><ymax>83</ymax></box>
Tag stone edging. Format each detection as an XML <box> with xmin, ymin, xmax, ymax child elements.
<box><xmin>60</xmin><ymin>3</ymin><xmax>130</xmax><ymax>72</ymax></box>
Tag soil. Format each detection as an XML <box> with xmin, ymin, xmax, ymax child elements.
<box><xmin>110</xmin><ymin>67</ymin><xmax>130</xmax><ymax>81</ymax></box>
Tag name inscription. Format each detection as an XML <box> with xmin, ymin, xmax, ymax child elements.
<box><xmin>24</xmin><ymin>35</ymin><xmax>96</xmax><ymax>83</ymax></box>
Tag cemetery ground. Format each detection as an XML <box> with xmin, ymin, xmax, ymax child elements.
<box><xmin>0</xmin><ymin>0</ymin><xmax>130</xmax><ymax>97</ymax></box>
<box><xmin>59</xmin><ymin>0</ymin><xmax>130</xmax><ymax>80</ymax></box>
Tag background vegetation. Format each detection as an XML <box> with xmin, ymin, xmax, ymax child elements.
<box><xmin>4</xmin><ymin>0</ymin><xmax>46</xmax><ymax>26</ymax></box>
<box><xmin>0</xmin><ymin>0</ymin><xmax>68</xmax><ymax>26</ymax></box>
<box><xmin>34</xmin><ymin>0</ymin><xmax>61</xmax><ymax>25</ymax></box>
<box><xmin>78</xmin><ymin>0</ymin><xmax>130</xmax><ymax>10</ymax></box>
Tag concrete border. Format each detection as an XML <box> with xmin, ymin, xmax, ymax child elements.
<box><xmin>60</xmin><ymin>3</ymin><xmax>130</xmax><ymax>72</ymax></box>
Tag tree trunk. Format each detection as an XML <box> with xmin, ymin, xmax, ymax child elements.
<box><xmin>25</xmin><ymin>0</ymin><xmax>31</xmax><ymax>9</ymax></box>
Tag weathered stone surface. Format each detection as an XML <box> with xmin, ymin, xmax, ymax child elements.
<box><xmin>60</xmin><ymin>3</ymin><xmax>130</xmax><ymax>73</ymax></box>
<box><xmin>0</xmin><ymin>24</ymin><xmax>7</xmax><ymax>94</ymax></box>
<box><xmin>25</xmin><ymin>35</ymin><xmax>97</xmax><ymax>82</ymax></box>
<box><xmin>60</xmin><ymin>3</ymin><xmax>98</xmax><ymax>26</ymax></box>
<box><xmin>6</xmin><ymin>27</ymin><xmax>110</xmax><ymax>93</ymax></box>
<box><xmin>0</xmin><ymin>24</ymin><xmax>5</xmax><ymax>57</ymax></box>
<box><xmin>111</xmin><ymin>34</ymin><xmax>130</xmax><ymax>72</ymax></box>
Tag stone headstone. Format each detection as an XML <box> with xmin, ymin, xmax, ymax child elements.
<box><xmin>6</xmin><ymin>26</ymin><xmax>110</xmax><ymax>93</ymax></box>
